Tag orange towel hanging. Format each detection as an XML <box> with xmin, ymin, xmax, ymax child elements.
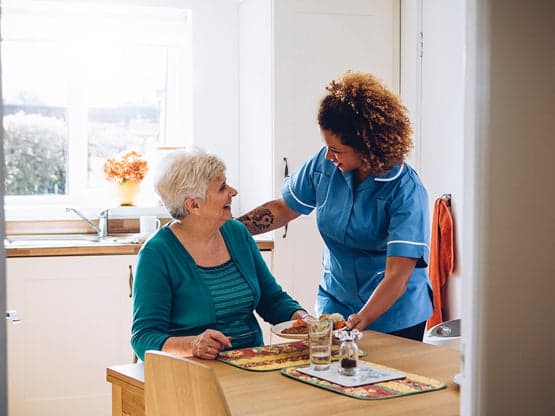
<box><xmin>426</xmin><ymin>194</ymin><xmax>455</xmax><ymax>330</ymax></box>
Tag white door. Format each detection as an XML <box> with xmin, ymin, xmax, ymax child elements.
<box><xmin>272</xmin><ymin>0</ymin><xmax>401</xmax><ymax>313</ymax></box>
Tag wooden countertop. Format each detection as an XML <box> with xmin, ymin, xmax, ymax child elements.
<box><xmin>5</xmin><ymin>238</ymin><xmax>273</xmax><ymax>258</ymax></box>
<box><xmin>5</xmin><ymin>218</ymin><xmax>273</xmax><ymax>257</ymax></box>
<box><xmin>107</xmin><ymin>330</ymin><xmax>461</xmax><ymax>416</ymax></box>
<box><xmin>6</xmin><ymin>242</ymin><xmax>142</xmax><ymax>257</ymax></box>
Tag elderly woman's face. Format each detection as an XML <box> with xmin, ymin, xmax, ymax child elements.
<box><xmin>321</xmin><ymin>129</ymin><xmax>363</xmax><ymax>173</ymax></box>
<box><xmin>198</xmin><ymin>175</ymin><xmax>238</xmax><ymax>222</ymax></box>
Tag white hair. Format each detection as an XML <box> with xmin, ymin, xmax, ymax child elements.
<box><xmin>153</xmin><ymin>148</ymin><xmax>226</xmax><ymax>219</ymax></box>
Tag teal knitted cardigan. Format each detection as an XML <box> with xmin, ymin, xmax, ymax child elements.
<box><xmin>131</xmin><ymin>219</ymin><xmax>302</xmax><ymax>360</ymax></box>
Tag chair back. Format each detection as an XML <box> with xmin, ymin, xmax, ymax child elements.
<box><xmin>144</xmin><ymin>350</ymin><xmax>232</xmax><ymax>416</ymax></box>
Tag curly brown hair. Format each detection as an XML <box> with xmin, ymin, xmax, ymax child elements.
<box><xmin>317</xmin><ymin>71</ymin><xmax>413</xmax><ymax>176</ymax></box>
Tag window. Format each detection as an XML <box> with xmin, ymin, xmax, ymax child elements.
<box><xmin>1</xmin><ymin>0</ymin><xmax>192</xmax><ymax>213</ymax></box>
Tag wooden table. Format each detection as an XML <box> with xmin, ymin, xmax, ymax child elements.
<box><xmin>106</xmin><ymin>330</ymin><xmax>460</xmax><ymax>416</ymax></box>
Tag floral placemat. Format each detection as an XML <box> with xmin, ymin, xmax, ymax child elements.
<box><xmin>216</xmin><ymin>340</ymin><xmax>365</xmax><ymax>372</ymax></box>
<box><xmin>281</xmin><ymin>362</ymin><xmax>446</xmax><ymax>400</ymax></box>
<box><xmin>296</xmin><ymin>361</ymin><xmax>405</xmax><ymax>387</ymax></box>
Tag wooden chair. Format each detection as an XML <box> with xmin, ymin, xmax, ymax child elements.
<box><xmin>144</xmin><ymin>350</ymin><xmax>232</xmax><ymax>416</ymax></box>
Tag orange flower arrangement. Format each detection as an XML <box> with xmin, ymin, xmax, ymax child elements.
<box><xmin>103</xmin><ymin>150</ymin><xmax>148</xmax><ymax>184</ymax></box>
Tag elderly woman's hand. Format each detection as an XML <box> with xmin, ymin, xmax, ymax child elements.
<box><xmin>192</xmin><ymin>329</ymin><xmax>232</xmax><ymax>360</ymax></box>
<box><xmin>290</xmin><ymin>309</ymin><xmax>312</xmax><ymax>321</ymax></box>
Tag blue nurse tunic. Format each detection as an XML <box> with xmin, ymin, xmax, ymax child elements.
<box><xmin>282</xmin><ymin>147</ymin><xmax>433</xmax><ymax>333</ymax></box>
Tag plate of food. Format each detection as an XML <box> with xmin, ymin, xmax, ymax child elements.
<box><xmin>271</xmin><ymin>319</ymin><xmax>308</xmax><ymax>339</ymax></box>
<box><xmin>322</xmin><ymin>313</ymin><xmax>348</xmax><ymax>330</ymax></box>
<box><xmin>271</xmin><ymin>313</ymin><xmax>348</xmax><ymax>340</ymax></box>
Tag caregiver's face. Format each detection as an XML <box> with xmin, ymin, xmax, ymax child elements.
<box><xmin>321</xmin><ymin>129</ymin><xmax>363</xmax><ymax>173</ymax></box>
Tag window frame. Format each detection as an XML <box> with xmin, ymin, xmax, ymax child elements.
<box><xmin>1</xmin><ymin>0</ymin><xmax>192</xmax><ymax>219</ymax></box>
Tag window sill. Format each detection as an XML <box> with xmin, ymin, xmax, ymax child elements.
<box><xmin>5</xmin><ymin>204</ymin><xmax>170</xmax><ymax>221</ymax></box>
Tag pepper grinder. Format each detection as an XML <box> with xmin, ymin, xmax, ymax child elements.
<box><xmin>336</xmin><ymin>329</ymin><xmax>362</xmax><ymax>376</ymax></box>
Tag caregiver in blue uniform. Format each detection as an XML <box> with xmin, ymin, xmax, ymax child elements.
<box><xmin>238</xmin><ymin>70</ymin><xmax>433</xmax><ymax>341</ymax></box>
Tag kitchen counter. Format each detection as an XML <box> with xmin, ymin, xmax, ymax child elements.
<box><xmin>5</xmin><ymin>236</ymin><xmax>273</xmax><ymax>258</ymax></box>
<box><xmin>5</xmin><ymin>218</ymin><xmax>273</xmax><ymax>257</ymax></box>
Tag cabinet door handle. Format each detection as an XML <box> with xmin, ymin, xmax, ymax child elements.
<box><xmin>6</xmin><ymin>310</ymin><xmax>22</xmax><ymax>324</ymax></box>
<box><xmin>129</xmin><ymin>265</ymin><xmax>138</xmax><ymax>363</ymax></box>
<box><xmin>283</xmin><ymin>157</ymin><xmax>289</xmax><ymax>239</ymax></box>
<box><xmin>128</xmin><ymin>265</ymin><xmax>134</xmax><ymax>298</ymax></box>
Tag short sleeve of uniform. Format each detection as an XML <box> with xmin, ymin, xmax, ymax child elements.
<box><xmin>281</xmin><ymin>149</ymin><xmax>325</xmax><ymax>215</ymax></box>
<box><xmin>386</xmin><ymin>173</ymin><xmax>430</xmax><ymax>267</ymax></box>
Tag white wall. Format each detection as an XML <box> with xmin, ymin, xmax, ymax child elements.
<box><xmin>401</xmin><ymin>1</ymin><xmax>465</xmax><ymax>321</ymax></box>
<box><xmin>420</xmin><ymin>0</ymin><xmax>466</xmax><ymax>320</ymax></box>
<box><xmin>464</xmin><ymin>0</ymin><xmax>555</xmax><ymax>414</ymax></box>
<box><xmin>182</xmin><ymin>0</ymin><xmax>239</xmax><ymax>192</ymax></box>
<box><xmin>237</xmin><ymin>0</ymin><xmax>273</xmax><ymax>214</ymax></box>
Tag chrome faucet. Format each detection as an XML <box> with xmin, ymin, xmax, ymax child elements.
<box><xmin>66</xmin><ymin>207</ymin><xmax>110</xmax><ymax>238</ymax></box>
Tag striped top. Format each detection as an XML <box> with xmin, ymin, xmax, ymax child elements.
<box><xmin>197</xmin><ymin>259</ymin><xmax>257</xmax><ymax>349</ymax></box>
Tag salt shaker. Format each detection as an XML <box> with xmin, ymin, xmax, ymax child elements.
<box><xmin>336</xmin><ymin>329</ymin><xmax>362</xmax><ymax>376</ymax></box>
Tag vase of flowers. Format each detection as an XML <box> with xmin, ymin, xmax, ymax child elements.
<box><xmin>103</xmin><ymin>150</ymin><xmax>148</xmax><ymax>206</ymax></box>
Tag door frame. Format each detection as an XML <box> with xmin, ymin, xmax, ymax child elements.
<box><xmin>1</xmin><ymin>34</ymin><xmax>8</xmax><ymax>416</ymax></box>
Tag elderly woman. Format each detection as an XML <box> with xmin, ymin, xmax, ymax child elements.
<box><xmin>131</xmin><ymin>148</ymin><xmax>307</xmax><ymax>361</ymax></box>
<box><xmin>239</xmin><ymin>71</ymin><xmax>432</xmax><ymax>341</ymax></box>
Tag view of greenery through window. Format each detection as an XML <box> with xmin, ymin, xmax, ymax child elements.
<box><xmin>4</xmin><ymin>108</ymin><xmax>67</xmax><ymax>195</ymax></box>
<box><xmin>3</xmin><ymin>39</ymin><xmax>69</xmax><ymax>196</ymax></box>
<box><xmin>4</xmin><ymin>100</ymin><xmax>162</xmax><ymax>196</ymax></box>
<box><xmin>1</xmin><ymin>1</ymin><xmax>190</xmax><ymax>205</ymax></box>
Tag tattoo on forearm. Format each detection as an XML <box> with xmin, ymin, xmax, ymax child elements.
<box><xmin>237</xmin><ymin>207</ymin><xmax>275</xmax><ymax>233</ymax></box>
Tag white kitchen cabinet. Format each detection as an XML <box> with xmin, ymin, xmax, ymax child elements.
<box><xmin>239</xmin><ymin>0</ymin><xmax>401</xmax><ymax>315</ymax></box>
<box><xmin>256</xmin><ymin>249</ymin><xmax>277</xmax><ymax>344</ymax></box>
<box><xmin>256</xmin><ymin>249</ymin><xmax>305</xmax><ymax>345</ymax></box>
<box><xmin>6</xmin><ymin>255</ymin><xmax>136</xmax><ymax>416</ymax></box>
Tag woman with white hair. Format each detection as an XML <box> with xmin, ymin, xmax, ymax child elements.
<box><xmin>131</xmin><ymin>148</ymin><xmax>307</xmax><ymax>361</ymax></box>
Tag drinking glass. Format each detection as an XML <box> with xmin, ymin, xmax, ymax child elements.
<box><xmin>308</xmin><ymin>318</ymin><xmax>332</xmax><ymax>371</ymax></box>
